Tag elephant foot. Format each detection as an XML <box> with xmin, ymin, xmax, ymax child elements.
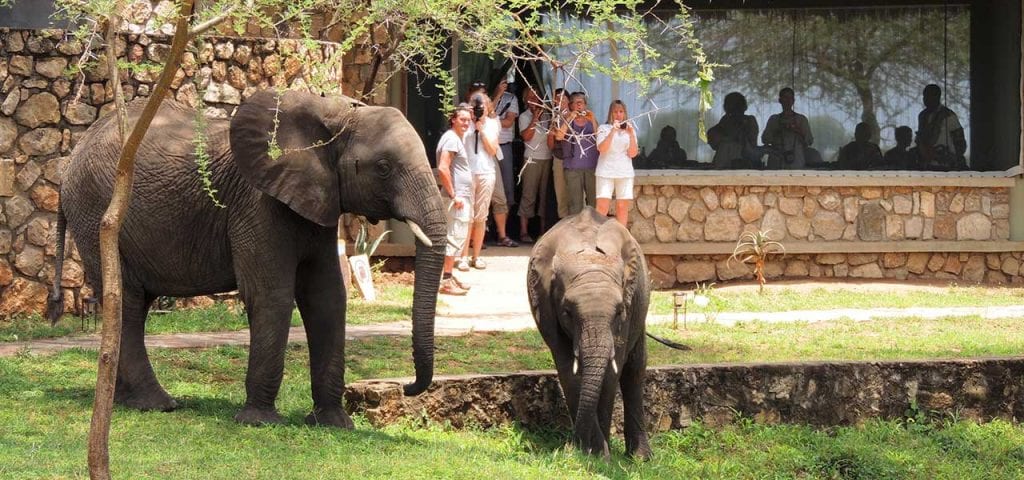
<box><xmin>627</xmin><ymin>437</ymin><xmax>653</xmax><ymax>461</ymax></box>
<box><xmin>305</xmin><ymin>407</ymin><xmax>354</xmax><ymax>429</ymax></box>
<box><xmin>574</xmin><ymin>433</ymin><xmax>610</xmax><ymax>460</ymax></box>
<box><xmin>234</xmin><ymin>405</ymin><xmax>285</xmax><ymax>426</ymax></box>
<box><xmin>115</xmin><ymin>386</ymin><xmax>178</xmax><ymax>412</ymax></box>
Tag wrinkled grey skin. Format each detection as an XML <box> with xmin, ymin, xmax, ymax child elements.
<box><xmin>53</xmin><ymin>91</ymin><xmax>446</xmax><ymax>427</ymax></box>
<box><xmin>527</xmin><ymin>208</ymin><xmax>652</xmax><ymax>460</ymax></box>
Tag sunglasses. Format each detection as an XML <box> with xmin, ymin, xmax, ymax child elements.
<box><xmin>470</xmin><ymin>81</ymin><xmax>487</xmax><ymax>89</ymax></box>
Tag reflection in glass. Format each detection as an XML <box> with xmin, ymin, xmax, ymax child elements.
<box><xmin>541</xmin><ymin>6</ymin><xmax>971</xmax><ymax>171</ymax></box>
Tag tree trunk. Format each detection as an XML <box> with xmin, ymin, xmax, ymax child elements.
<box><xmin>88</xmin><ymin>2</ymin><xmax>194</xmax><ymax>478</ymax></box>
<box><xmin>855</xmin><ymin>83</ymin><xmax>879</xmax><ymax>143</ymax></box>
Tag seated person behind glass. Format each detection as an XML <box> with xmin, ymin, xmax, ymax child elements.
<box><xmin>883</xmin><ymin>126</ymin><xmax>916</xmax><ymax>170</ymax></box>
<box><xmin>762</xmin><ymin>87</ymin><xmax>817</xmax><ymax>169</ymax></box>
<box><xmin>915</xmin><ymin>84</ymin><xmax>967</xmax><ymax>171</ymax></box>
<box><xmin>837</xmin><ymin>122</ymin><xmax>883</xmax><ymax>170</ymax></box>
<box><xmin>707</xmin><ymin>91</ymin><xmax>760</xmax><ymax>169</ymax></box>
<box><xmin>646</xmin><ymin>125</ymin><xmax>688</xmax><ymax>169</ymax></box>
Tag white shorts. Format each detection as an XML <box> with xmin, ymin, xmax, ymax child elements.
<box><xmin>595</xmin><ymin>176</ymin><xmax>634</xmax><ymax>200</ymax></box>
<box><xmin>445</xmin><ymin>197</ymin><xmax>472</xmax><ymax>257</ymax></box>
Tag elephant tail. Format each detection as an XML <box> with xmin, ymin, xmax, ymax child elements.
<box><xmin>46</xmin><ymin>205</ymin><xmax>66</xmax><ymax>326</ymax></box>
<box><xmin>646</xmin><ymin>332</ymin><xmax>691</xmax><ymax>351</ymax></box>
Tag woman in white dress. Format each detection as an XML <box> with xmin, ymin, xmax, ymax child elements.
<box><xmin>595</xmin><ymin>100</ymin><xmax>639</xmax><ymax>226</ymax></box>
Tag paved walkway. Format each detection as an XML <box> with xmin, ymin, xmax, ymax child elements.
<box><xmin>4</xmin><ymin>244</ymin><xmax>1024</xmax><ymax>357</ymax></box>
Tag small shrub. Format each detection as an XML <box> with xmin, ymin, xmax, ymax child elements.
<box><xmin>730</xmin><ymin>230</ymin><xmax>785</xmax><ymax>295</ymax></box>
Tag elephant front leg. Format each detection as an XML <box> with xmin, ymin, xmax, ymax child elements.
<box><xmin>296</xmin><ymin>249</ymin><xmax>353</xmax><ymax>429</ymax></box>
<box><xmin>619</xmin><ymin>345</ymin><xmax>652</xmax><ymax>460</ymax></box>
<box><xmin>234</xmin><ymin>289</ymin><xmax>295</xmax><ymax>426</ymax></box>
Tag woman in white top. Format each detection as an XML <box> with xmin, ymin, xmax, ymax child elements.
<box><xmin>595</xmin><ymin>100</ymin><xmax>639</xmax><ymax>226</ymax></box>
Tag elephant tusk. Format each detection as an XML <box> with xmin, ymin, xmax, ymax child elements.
<box><xmin>611</xmin><ymin>358</ymin><xmax>618</xmax><ymax>375</ymax></box>
<box><xmin>406</xmin><ymin>220</ymin><xmax>433</xmax><ymax>247</ymax></box>
<box><xmin>573</xmin><ymin>358</ymin><xmax>579</xmax><ymax>375</ymax></box>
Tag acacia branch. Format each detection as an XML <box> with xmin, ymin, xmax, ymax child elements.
<box><xmin>103</xmin><ymin>16</ymin><xmax>127</xmax><ymax>143</ymax></box>
<box><xmin>88</xmin><ymin>1</ymin><xmax>195</xmax><ymax>479</ymax></box>
<box><xmin>188</xmin><ymin>4</ymin><xmax>237</xmax><ymax>38</ymax></box>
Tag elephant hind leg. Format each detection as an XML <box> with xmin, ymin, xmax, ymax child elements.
<box><xmin>115</xmin><ymin>289</ymin><xmax>177</xmax><ymax>411</ymax></box>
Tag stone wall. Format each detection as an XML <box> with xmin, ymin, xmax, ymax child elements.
<box><xmin>627</xmin><ymin>184</ymin><xmax>1023</xmax><ymax>287</ymax></box>
<box><xmin>0</xmin><ymin>27</ymin><xmax>385</xmax><ymax>317</ymax></box>
<box><xmin>646</xmin><ymin>251</ymin><xmax>1024</xmax><ymax>289</ymax></box>
<box><xmin>345</xmin><ymin>358</ymin><xmax>1024</xmax><ymax>433</ymax></box>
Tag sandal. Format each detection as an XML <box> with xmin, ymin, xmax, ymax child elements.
<box><xmin>452</xmin><ymin>276</ymin><xmax>471</xmax><ymax>291</ymax></box>
<box><xmin>470</xmin><ymin>257</ymin><xmax>487</xmax><ymax>269</ymax></box>
<box><xmin>520</xmin><ymin>235</ymin><xmax>535</xmax><ymax>244</ymax></box>
<box><xmin>497</xmin><ymin>237</ymin><xmax>519</xmax><ymax>248</ymax></box>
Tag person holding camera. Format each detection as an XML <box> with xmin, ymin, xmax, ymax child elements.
<box><xmin>594</xmin><ymin>100</ymin><xmax>639</xmax><ymax>226</ymax></box>
<box><xmin>554</xmin><ymin>91</ymin><xmax>600</xmax><ymax>215</ymax></box>
<box><xmin>546</xmin><ymin>88</ymin><xmax>571</xmax><ymax>219</ymax></box>
<box><xmin>492</xmin><ymin>75</ymin><xmax>521</xmax><ymax>217</ymax></box>
<box><xmin>461</xmin><ymin>91</ymin><xmax>506</xmax><ymax>270</ymax></box>
<box><xmin>762</xmin><ymin>87</ymin><xmax>814</xmax><ymax>169</ymax></box>
<box><xmin>436</xmin><ymin>105</ymin><xmax>474</xmax><ymax>295</ymax></box>
<box><xmin>516</xmin><ymin>86</ymin><xmax>553</xmax><ymax>242</ymax></box>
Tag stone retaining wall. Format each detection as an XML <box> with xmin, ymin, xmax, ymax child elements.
<box><xmin>345</xmin><ymin>358</ymin><xmax>1024</xmax><ymax>433</ymax></box>
<box><xmin>646</xmin><ymin>251</ymin><xmax>1024</xmax><ymax>289</ymax></box>
<box><xmin>0</xmin><ymin>27</ymin><xmax>385</xmax><ymax>317</ymax></box>
<box><xmin>628</xmin><ymin>184</ymin><xmax>1022</xmax><ymax>287</ymax></box>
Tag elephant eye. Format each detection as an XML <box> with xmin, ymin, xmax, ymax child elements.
<box><xmin>375</xmin><ymin>158</ymin><xmax>393</xmax><ymax>178</ymax></box>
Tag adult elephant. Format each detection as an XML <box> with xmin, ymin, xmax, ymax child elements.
<box><xmin>48</xmin><ymin>90</ymin><xmax>446</xmax><ymax>428</ymax></box>
<box><xmin>526</xmin><ymin>208</ymin><xmax>652</xmax><ymax>460</ymax></box>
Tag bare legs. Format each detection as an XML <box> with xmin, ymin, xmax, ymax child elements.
<box><xmin>595</xmin><ymin>198</ymin><xmax>631</xmax><ymax>227</ymax></box>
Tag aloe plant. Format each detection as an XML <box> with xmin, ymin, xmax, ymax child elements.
<box><xmin>354</xmin><ymin>222</ymin><xmax>392</xmax><ymax>258</ymax></box>
<box><xmin>730</xmin><ymin>230</ymin><xmax>785</xmax><ymax>295</ymax></box>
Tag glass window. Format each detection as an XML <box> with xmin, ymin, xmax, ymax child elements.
<box><xmin>541</xmin><ymin>5</ymin><xmax>972</xmax><ymax>172</ymax></box>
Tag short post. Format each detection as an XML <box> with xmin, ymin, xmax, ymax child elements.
<box><xmin>672</xmin><ymin>292</ymin><xmax>687</xmax><ymax>330</ymax></box>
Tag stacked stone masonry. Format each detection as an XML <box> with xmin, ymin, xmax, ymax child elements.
<box><xmin>346</xmin><ymin>358</ymin><xmax>1024</xmax><ymax>433</ymax></box>
<box><xmin>628</xmin><ymin>184</ymin><xmax>1023</xmax><ymax>288</ymax></box>
<box><xmin>0</xmin><ymin>26</ymin><xmax>386</xmax><ymax>317</ymax></box>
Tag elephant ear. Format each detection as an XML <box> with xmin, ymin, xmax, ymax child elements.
<box><xmin>230</xmin><ymin>90</ymin><xmax>360</xmax><ymax>227</ymax></box>
<box><xmin>597</xmin><ymin>220</ymin><xmax>649</xmax><ymax>319</ymax></box>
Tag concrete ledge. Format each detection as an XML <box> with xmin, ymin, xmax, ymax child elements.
<box><xmin>640</xmin><ymin>240</ymin><xmax>1024</xmax><ymax>256</ymax></box>
<box><xmin>345</xmin><ymin>357</ymin><xmax>1024</xmax><ymax>431</ymax></box>
<box><xmin>355</xmin><ymin>240</ymin><xmax>1024</xmax><ymax>258</ymax></box>
<box><xmin>634</xmin><ymin>170</ymin><xmax>1017</xmax><ymax>187</ymax></box>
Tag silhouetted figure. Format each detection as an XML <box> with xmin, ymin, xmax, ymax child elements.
<box><xmin>707</xmin><ymin>92</ymin><xmax>760</xmax><ymax>169</ymax></box>
<box><xmin>646</xmin><ymin>125</ymin><xmax>688</xmax><ymax>169</ymax></box>
<box><xmin>763</xmin><ymin>87</ymin><xmax>817</xmax><ymax>169</ymax></box>
<box><xmin>884</xmin><ymin>126</ymin><xmax>917</xmax><ymax>170</ymax></box>
<box><xmin>837</xmin><ymin>122</ymin><xmax>883</xmax><ymax>170</ymax></box>
<box><xmin>915</xmin><ymin>84</ymin><xmax>967</xmax><ymax>170</ymax></box>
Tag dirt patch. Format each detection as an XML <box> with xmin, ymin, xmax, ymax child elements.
<box><xmin>375</xmin><ymin>271</ymin><xmax>415</xmax><ymax>287</ymax></box>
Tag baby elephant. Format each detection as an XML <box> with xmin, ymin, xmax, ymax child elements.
<box><xmin>527</xmin><ymin>207</ymin><xmax>651</xmax><ymax>460</ymax></box>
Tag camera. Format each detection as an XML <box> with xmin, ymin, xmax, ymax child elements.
<box><xmin>471</xmin><ymin>97</ymin><xmax>485</xmax><ymax>121</ymax></box>
<box><xmin>619</xmin><ymin>122</ymin><xmax>628</xmax><ymax>130</ymax></box>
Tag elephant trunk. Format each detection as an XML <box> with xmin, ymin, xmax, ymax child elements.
<box><xmin>402</xmin><ymin>177</ymin><xmax>447</xmax><ymax>396</ymax></box>
<box><xmin>574</xmin><ymin>324</ymin><xmax>613</xmax><ymax>457</ymax></box>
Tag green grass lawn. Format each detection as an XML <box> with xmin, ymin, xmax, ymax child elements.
<box><xmin>346</xmin><ymin>315</ymin><xmax>1024</xmax><ymax>376</ymax></box>
<box><xmin>650</xmin><ymin>284</ymin><xmax>1024</xmax><ymax>315</ymax></box>
<box><xmin>3</xmin><ymin>332</ymin><xmax>1024</xmax><ymax>479</ymax></box>
<box><xmin>2</xmin><ymin>285</ymin><xmax>415</xmax><ymax>342</ymax></box>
